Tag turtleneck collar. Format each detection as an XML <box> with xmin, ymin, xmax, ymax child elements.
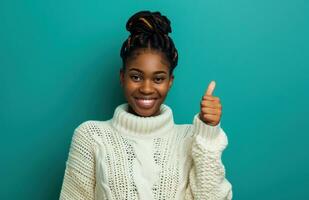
<box><xmin>111</xmin><ymin>103</ymin><xmax>174</xmax><ymax>138</ymax></box>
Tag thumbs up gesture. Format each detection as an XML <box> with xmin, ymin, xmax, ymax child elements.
<box><xmin>199</xmin><ymin>81</ymin><xmax>222</xmax><ymax>126</ymax></box>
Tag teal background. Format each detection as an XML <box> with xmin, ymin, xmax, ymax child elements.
<box><xmin>1</xmin><ymin>0</ymin><xmax>308</xmax><ymax>199</ymax></box>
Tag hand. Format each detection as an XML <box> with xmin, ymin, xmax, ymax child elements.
<box><xmin>199</xmin><ymin>81</ymin><xmax>222</xmax><ymax>126</ymax></box>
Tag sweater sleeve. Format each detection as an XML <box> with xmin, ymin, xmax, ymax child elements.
<box><xmin>59</xmin><ymin>122</ymin><xmax>96</xmax><ymax>200</ymax></box>
<box><xmin>185</xmin><ymin>114</ymin><xmax>233</xmax><ymax>200</ymax></box>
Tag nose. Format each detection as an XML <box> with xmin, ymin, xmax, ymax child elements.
<box><xmin>139</xmin><ymin>80</ymin><xmax>154</xmax><ymax>94</ymax></box>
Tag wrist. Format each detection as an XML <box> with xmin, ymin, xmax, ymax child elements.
<box><xmin>194</xmin><ymin>113</ymin><xmax>221</xmax><ymax>141</ymax></box>
<box><xmin>193</xmin><ymin>114</ymin><xmax>228</xmax><ymax>151</ymax></box>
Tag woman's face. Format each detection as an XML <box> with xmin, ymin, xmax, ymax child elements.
<box><xmin>120</xmin><ymin>50</ymin><xmax>174</xmax><ymax>117</ymax></box>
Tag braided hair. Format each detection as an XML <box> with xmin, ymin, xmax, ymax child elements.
<box><xmin>120</xmin><ymin>11</ymin><xmax>178</xmax><ymax>75</ymax></box>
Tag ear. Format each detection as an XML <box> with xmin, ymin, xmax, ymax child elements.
<box><xmin>119</xmin><ymin>68</ymin><xmax>125</xmax><ymax>87</ymax></box>
<box><xmin>168</xmin><ymin>74</ymin><xmax>174</xmax><ymax>90</ymax></box>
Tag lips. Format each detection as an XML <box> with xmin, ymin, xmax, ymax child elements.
<box><xmin>134</xmin><ymin>98</ymin><xmax>157</xmax><ymax>109</ymax></box>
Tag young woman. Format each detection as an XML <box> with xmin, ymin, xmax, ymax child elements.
<box><xmin>60</xmin><ymin>10</ymin><xmax>232</xmax><ymax>200</ymax></box>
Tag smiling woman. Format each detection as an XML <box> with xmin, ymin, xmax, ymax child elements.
<box><xmin>120</xmin><ymin>51</ymin><xmax>174</xmax><ymax>117</ymax></box>
<box><xmin>59</xmin><ymin>10</ymin><xmax>232</xmax><ymax>200</ymax></box>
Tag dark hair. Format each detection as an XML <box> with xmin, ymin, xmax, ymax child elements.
<box><xmin>120</xmin><ymin>11</ymin><xmax>178</xmax><ymax>74</ymax></box>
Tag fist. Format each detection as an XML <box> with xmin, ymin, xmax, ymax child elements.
<box><xmin>199</xmin><ymin>81</ymin><xmax>222</xmax><ymax>126</ymax></box>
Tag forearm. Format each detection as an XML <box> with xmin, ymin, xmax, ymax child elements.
<box><xmin>186</xmin><ymin>114</ymin><xmax>232</xmax><ymax>200</ymax></box>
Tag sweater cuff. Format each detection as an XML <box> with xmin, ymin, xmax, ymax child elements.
<box><xmin>193</xmin><ymin>113</ymin><xmax>221</xmax><ymax>141</ymax></box>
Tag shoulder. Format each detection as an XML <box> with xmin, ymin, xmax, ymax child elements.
<box><xmin>74</xmin><ymin>120</ymin><xmax>106</xmax><ymax>131</ymax></box>
<box><xmin>72</xmin><ymin>120</ymin><xmax>113</xmax><ymax>142</ymax></box>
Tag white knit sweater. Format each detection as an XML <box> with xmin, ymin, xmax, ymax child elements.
<box><xmin>59</xmin><ymin>103</ymin><xmax>232</xmax><ymax>200</ymax></box>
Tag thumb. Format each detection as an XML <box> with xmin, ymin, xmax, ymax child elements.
<box><xmin>205</xmin><ymin>80</ymin><xmax>216</xmax><ymax>96</ymax></box>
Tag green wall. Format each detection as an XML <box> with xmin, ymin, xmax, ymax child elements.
<box><xmin>1</xmin><ymin>0</ymin><xmax>308</xmax><ymax>199</ymax></box>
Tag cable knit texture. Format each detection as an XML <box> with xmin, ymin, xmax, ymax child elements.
<box><xmin>59</xmin><ymin>103</ymin><xmax>232</xmax><ymax>200</ymax></box>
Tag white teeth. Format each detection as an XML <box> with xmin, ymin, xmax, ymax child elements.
<box><xmin>139</xmin><ymin>99</ymin><xmax>154</xmax><ymax>104</ymax></box>
<box><xmin>135</xmin><ymin>98</ymin><xmax>156</xmax><ymax>108</ymax></box>
<box><xmin>138</xmin><ymin>98</ymin><xmax>155</xmax><ymax>101</ymax></box>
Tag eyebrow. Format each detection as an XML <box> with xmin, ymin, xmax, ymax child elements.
<box><xmin>128</xmin><ymin>68</ymin><xmax>167</xmax><ymax>74</ymax></box>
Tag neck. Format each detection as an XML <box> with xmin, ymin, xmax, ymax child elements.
<box><xmin>111</xmin><ymin>103</ymin><xmax>174</xmax><ymax>138</ymax></box>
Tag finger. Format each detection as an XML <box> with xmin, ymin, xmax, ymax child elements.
<box><xmin>202</xmin><ymin>114</ymin><xmax>220</xmax><ymax>122</ymax></box>
<box><xmin>201</xmin><ymin>100</ymin><xmax>222</xmax><ymax>109</ymax></box>
<box><xmin>205</xmin><ymin>80</ymin><xmax>216</xmax><ymax>96</ymax></box>
<box><xmin>201</xmin><ymin>107</ymin><xmax>221</xmax><ymax>115</ymax></box>
<box><xmin>202</xmin><ymin>95</ymin><xmax>220</xmax><ymax>102</ymax></box>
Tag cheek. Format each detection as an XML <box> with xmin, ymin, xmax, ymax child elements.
<box><xmin>123</xmin><ymin>81</ymin><xmax>136</xmax><ymax>92</ymax></box>
<box><xmin>157</xmin><ymin>84</ymin><xmax>171</xmax><ymax>96</ymax></box>
<box><xmin>122</xmin><ymin>85</ymin><xmax>131</xmax><ymax>98</ymax></box>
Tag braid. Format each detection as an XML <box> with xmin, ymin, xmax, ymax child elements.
<box><xmin>120</xmin><ymin>11</ymin><xmax>178</xmax><ymax>74</ymax></box>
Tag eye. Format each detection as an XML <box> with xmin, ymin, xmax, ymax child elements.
<box><xmin>130</xmin><ymin>75</ymin><xmax>142</xmax><ymax>82</ymax></box>
<box><xmin>154</xmin><ymin>77</ymin><xmax>166</xmax><ymax>84</ymax></box>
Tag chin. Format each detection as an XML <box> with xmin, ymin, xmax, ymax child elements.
<box><xmin>132</xmin><ymin>106</ymin><xmax>159</xmax><ymax>117</ymax></box>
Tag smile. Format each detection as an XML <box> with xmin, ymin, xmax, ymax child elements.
<box><xmin>134</xmin><ymin>98</ymin><xmax>157</xmax><ymax>109</ymax></box>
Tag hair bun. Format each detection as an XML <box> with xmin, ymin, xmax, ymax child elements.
<box><xmin>126</xmin><ymin>11</ymin><xmax>172</xmax><ymax>36</ymax></box>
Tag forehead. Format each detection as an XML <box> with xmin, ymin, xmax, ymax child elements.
<box><xmin>126</xmin><ymin>50</ymin><xmax>170</xmax><ymax>73</ymax></box>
